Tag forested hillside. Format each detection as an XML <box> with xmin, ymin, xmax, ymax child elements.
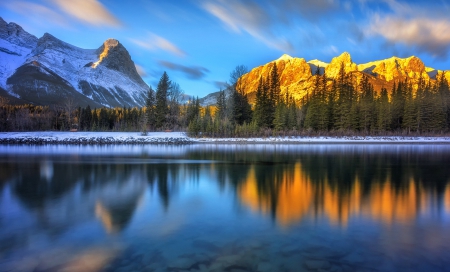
<box><xmin>1</xmin><ymin>62</ymin><xmax>449</xmax><ymax>136</ymax></box>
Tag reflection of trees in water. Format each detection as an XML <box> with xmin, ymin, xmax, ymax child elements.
<box><xmin>145</xmin><ymin>163</ymin><xmax>205</xmax><ymax>209</ymax></box>
<box><xmin>233</xmin><ymin>148</ymin><xmax>450</xmax><ymax>227</ymax></box>
<box><xmin>3</xmin><ymin>146</ymin><xmax>450</xmax><ymax>235</ymax></box>
<box><xmin>0</xmin><ymin>162</ymin><xmax>19</xmax><ymax>190</ymax></box>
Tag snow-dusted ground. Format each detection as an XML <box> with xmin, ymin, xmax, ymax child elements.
<box><xmin>1</xmin><ymin>132</ymin><xmax>450</xmax><ymax>144</ymax></box>
<box><xmin>0</xmin><ymin>132</ymin><xmax>190</xmax><ymax>144</ymax></box>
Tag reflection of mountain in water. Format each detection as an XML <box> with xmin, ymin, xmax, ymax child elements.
<box><xmin>7</xmin><ymin>158</ymin><xmax>196</xmax><ymax>236</ymax></box>
<box><xmin>3</xmin><ymin>145</ymin><xmax>450</xmax><ymax>237</ymax></box>
<box><xmin>95</xmin><ymin>181</ymin><xmax>143</xmax><ymax>234</ymax></box>
<box><xmin>10</xmin><ymin>162</ymin><xmax>148</xmax><ymax>235</ymax></box>
<box><xmin>236</xmin><ymin>150</ymin><xmax>450</xmax><ymax>227</ymax></box>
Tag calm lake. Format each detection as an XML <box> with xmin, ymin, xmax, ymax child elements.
<box><xmin>1</xmin><ymin>144</ymin><xmax>450</xmax><ymax>272</ymax></box>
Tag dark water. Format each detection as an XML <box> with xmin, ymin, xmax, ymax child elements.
<box><xmin>1</xmin><ymin>144</ymin><xmax>450</xmax><ymax>272</ymax></box>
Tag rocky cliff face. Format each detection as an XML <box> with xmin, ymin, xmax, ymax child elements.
<box><xmin>325</xmin><ymin>52</ymin><xmax>358</xmax><ymax>78</ymax></box>
<box><xmin>358</xmin><ymin>56</ymin><xmax>430</xmax><ymax>82</ymax></box>
<box><xmin>237</xmin><ymin>54</ymin><xmax>314</xmax><ymax>101</ymax></box>
<box><xmin>94</xmin><ymin>39</ymin><xmax>145</xmax><ymax>85</ymax></box>
<box><xmin>231</xmin><ymin>52</ymin><xmax>448</xmax><ymax>105</ymax></box>
<box><xmin>0</xmin><ymin>17</ymin><xmax>148</xmax><ymax>107</ymax></box>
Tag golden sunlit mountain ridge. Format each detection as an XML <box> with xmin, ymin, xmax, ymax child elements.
<box><xmin>237</xmin><ymin>52</ymin><xmax>450</xmax><ymax>104</ymax></box>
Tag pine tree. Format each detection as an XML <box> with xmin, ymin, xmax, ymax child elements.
<box><xmin>253</xmin><ymin>77</ymin><xmax>266</xmax><ymax>128</ymax></box>
<box><xmin>359</xmin><ymin>75</ymin><xmax>375</xmax><ymax>133</ymax></box>
<box><xmin>269</xmin><ymin>62</ymin><xmax>281</xmax><ymax>105</ymax></box>
<box><xmin>317</xmin><ymin>71</ymin><xmax>329</xmax><ymax>131</ymax></box>
<box><xmin>79</xmin><ymin>105</ymin><xmax>92</xmax><ymax>131</ymax></box>
<box><xmin>262</xmin><ymin>78</ymin><xmax>272</xmax><ymax>128</ymax></box>
<box><xmin>391</xmin><ymin>81</ymin><xmax>405</xmax><ymax>130</ymax></box>
<box><xmin>155</xmin><ymin>72</ymin><xmax>170</xmax><ymax>129</ymax></box>
<box><xmin>228</xmin><ymin>65</ymin><xmax>252</xmax><ymax>125</ymax></box>
<box><xmin>146</xmin><ymin>87</ymin><xmax>156</xmax><ymax>130</ymax></box>
<box><xmin>327</xmin><ymin>79</ymin><xmax>337</xmax><ymax>130</ymax></box>
<box><xmin>402</xmin><ymin>79</ymin><xmax>417</xmax><ymax>133</ymax></box>
<box><xmin>186</xmin><ymin>97</ymin><xmax>200</xmax><ymax>126</ymax></box>
<box><xmin>437</xmin><ymin>72</ymin><xmax>450</xmax><ymax>129</ymax></box>
<box><xmin>430</xmin><ymin>81</ymin><xmax>446</xmax><ymax>132</ymax></box>
<box><xmin>266</xmin><ymin>62</ymin><xmax>281</xmax><ymax>127</ymax></box>
<box><xmin>304</xmin><ymin>68</ymin><xmax>322</xmax><ymax>130</ymax></box>
<box><xmin>274</xmin><ymin>99</ymin><xmax>287</xmax><ymax>130</ymax></box>
<box><xmin>215</xmin><ymin>90</ymin><xmax>227</xmax><ymax>121</ymax></box>
<box><xmin>232</xmin><ymin>90</ymin><xmax>252</xmax><ymax>125</ymax></box>
<box><xmin>287</xmin><ymin>98</ymin><xmax>298</xmax><ymax>130</ymax></box>
<box><xmin>377</xmin><ymin>87</ymin><xmax>390</xmax><ymax>132</ymax></box>
<box><xmin>335</xmin><ymin>62</ymin><xmax>353</xmax><ymax>130</ymax></box>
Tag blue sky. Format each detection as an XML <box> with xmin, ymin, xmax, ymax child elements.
<box><xmin>1</xmin><ymin>0</ymin><xmax>450</xmax><ymax>97</ymax></box>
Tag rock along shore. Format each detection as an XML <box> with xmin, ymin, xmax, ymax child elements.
<box><xmin>0</xmin><ymin>132</ymin><xmax>194</xmax><ymax>145</ymax></box>
<box><xmin>0</xmin><ymin>136</ymin><xmax>194</xmax><ymax>145</ymax></box>
<box><xmin>1</xmin><ymin>132</ymin><xmax>450</xmax><ymax>145</ymax></box>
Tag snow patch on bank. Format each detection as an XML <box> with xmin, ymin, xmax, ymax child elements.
<box><xmin>1</xmin><ymin>132</ymin><xmax>450</xmax><ymax>144</ymax></box>
<box><xmin>0</xmin><ymin>132</ymin><xmax>191</xmax><ymax>144</ymax></box>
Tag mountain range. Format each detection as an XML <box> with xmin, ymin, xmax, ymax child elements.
<box><xmin>0</xmin><ymin>17</ymin><xmax>148</xmax><ymax>108</ymax></box>
<box><xmin>235</xmin><ymin>52</ymin><xmax>450</xmax><ymax>104</ymax></box>
<box><xmin>1</xmin><ymin>17</ymin><xmax>449</xmax><ymax>108</ymax></box>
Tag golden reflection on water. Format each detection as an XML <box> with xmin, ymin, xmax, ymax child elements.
<box><xmin>95</xmin><ymin>201</ymin><xmax>116</xmax><ymax>234</ymax></box>
<box><xmin>446</xmin><ymin>184</ymin><xmax>450</xmax><ymax>213</ymax></box>
<box><xmin>238</xmin><ymin>162</ymin><xmax>443</xmax><ymax>228</ymax></box>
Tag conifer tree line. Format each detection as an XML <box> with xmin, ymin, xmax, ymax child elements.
<box><xmin>0</xmin><ymin>71</ymin><xmax>187</xmax><ymax>132</ymax></box>
<box><xmin>298</xmin><ymin>63</ymin><xmax>450</xmax><ymax>134</ymax></box>
<box><xmin>1</xmin><ymin>65</ymin><xmax>450</xmax><ymax>135</ymax></box>
<box><xmin>188</xmin><ymin>62</ymin><xmax>450</xmax><ymax>137</ymax></box>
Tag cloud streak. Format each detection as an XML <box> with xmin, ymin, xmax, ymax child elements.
<box><xmin>131</xmin><ymin>33</ymin><xmax>186</xmax><ymax>57</ymax></box>
<box><xmin>202</xmin><ymin>0</ymin><xmax>293</xmax><ymax>52</ymax></box>
<box><xmin>135</xmin><ymin>64</ymin><xmax>147</xmax><ymax>77</ymax></box>
<box><xmin>2</xmin><ymin>0</ymin><xmax>121</xmax><ymax>28</ymax></box>
<box><xmin>2</xmin><ymin>1</ymin><xmax>69</xmax><ymax>27</ymax></box>
<box><xmin>51</xmin><ymin>0</ymin><xmax>121</xmax><ymax>27</ymax></box>
<box><xmin>201</xmin><ymin>0</ymin><xmax>342</xmax><ymax>52</ymax></box>
<box><xmin>213</xmin><ymin>81</ymin><xmax>228</xmax><ymax>90</ymax></box>
<box><xmin>159</xmin><ymin>61</ymin><xmax>209</xmax><ymax>80</ymax></box>
<box><xmin>367</xmin><ymin>1</ymin><xmax>450</xmax><ymax>59</ymax></box>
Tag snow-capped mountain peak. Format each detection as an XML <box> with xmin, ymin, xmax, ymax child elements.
<box><xmin>0</xmin><ymin>17</ymin><xmax>37</xmax><ymax>49</ymax></box>
<box><xmin>0</xmin><ymin>17</ymin><xmax>148</xmax><ymax>108</ymax></box>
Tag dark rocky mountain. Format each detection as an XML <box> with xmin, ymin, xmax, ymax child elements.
<box><xmin>0</xmin><ymin>17</ymin><xmax>149</xmax><ymax>107</ymax></box>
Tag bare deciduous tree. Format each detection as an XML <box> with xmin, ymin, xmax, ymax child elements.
<box><xmin>0</xmin><ymin>96</ymin><xmax>10</xmax><ymax>107</ymax></box>
<box><xmin>63</xmin><ymin>97</ymin><xmax>77</xmax><ymax>129</ymax></box>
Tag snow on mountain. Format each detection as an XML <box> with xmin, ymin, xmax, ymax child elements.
<box><xmin>0</xmin><ymin>17</ymin><xmax>37</xmax><ymax>91</ymax></box>
<box><xmin>0</xmin><ymin>17</ymin><xmax>148</xmax><ymax>107</ymax></box>
<box><xmin>307</xmin><ymin>59</ymin><xmax>328</xmax><ymax>75</ymax></box>
<box><xmin>357</xmin><ymin>56</ymin><xmax>429</xmax><ymax>82</ymax></box>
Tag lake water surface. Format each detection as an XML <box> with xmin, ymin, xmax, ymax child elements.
<box><xmin>1</xmin><ymin>144</ymin><xmax>450</xmax><ymax>272</ymax></box>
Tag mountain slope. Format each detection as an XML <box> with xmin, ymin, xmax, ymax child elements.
<box><xmin>237</xmin><ymin>54</ymin><xmax>313</xmax><ymax>102</ymax></box>
<box><xmin>228</xmin><ymin>52</ymin><xmax>449</xmax><ymax>105</ymax></box>
<box><xmin>0</xmin><ymin>17</ymin><xmax>148</xmax><ymax>107</ymax></box>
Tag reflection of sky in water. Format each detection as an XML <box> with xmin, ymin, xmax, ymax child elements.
<box><xmin>1</xmin><ymin>144</ymin><xmax>450</xmax><ymax>271</ymax></box>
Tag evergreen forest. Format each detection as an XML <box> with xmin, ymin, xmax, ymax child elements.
<box><xmin>1</xmin><ymin>63</ymin><xmax>450</xmax><ymax>137</ymax></box>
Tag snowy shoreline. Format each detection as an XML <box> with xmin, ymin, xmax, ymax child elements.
<box><xmin>1</xmin><ymin>132</ymin><xmax>450</xmax><ymax>145</ymax></box>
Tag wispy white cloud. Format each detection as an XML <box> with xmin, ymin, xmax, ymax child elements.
<box><xmin>202</xmin><ymin>0</ymin><xmax>294</xmax><ymax>52</ymax></box>
<box><xmin>130</xmin><ymin>33</ymin><xmax>186</xmax><ymax>57</ymax></box>
<box><xmin>2</xmin><ymin>0</ymin><xmax>121</xmax><ymax>28</ymax></box>
<box><xmin>135</xmin><ymin>64</ymin><xmax>147</xmax><ymax>77</ymax></box>
<box><xmin>323</xmin><ymin>45</ymin><xmax>339</xmax><ymax>55</ymax></box>
<box><xmin>50</xmin><ymin>0</ymin><xmax>121</xmax><ymax>27</ymax></box>
<box><xmin>367</xmin><ymin>1</ymin><xmax>450</xmax><ymax>58</ymax></box>
<box><xmin>2</xmin><ymin>1</ymin><xmax>69</xmax><ymax>27</ymax></box>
